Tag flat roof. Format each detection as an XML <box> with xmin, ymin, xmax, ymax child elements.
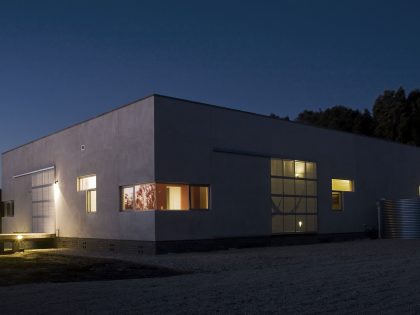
<box><xmin>3</xmin><ymin>93</ymin><xmax>420</xmax><ymax>154</ymax></box>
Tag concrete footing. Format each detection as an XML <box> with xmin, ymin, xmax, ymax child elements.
<box><xmin>57</xmin><ymin>232</ymin><xmax>370</xmax><ymax>255</ymax></box>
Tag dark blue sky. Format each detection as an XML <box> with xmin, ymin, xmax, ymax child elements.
<box><xmin>1</xmin><ymin>0</ymin><xmax>420</xmax><ymax>154</ymax></box>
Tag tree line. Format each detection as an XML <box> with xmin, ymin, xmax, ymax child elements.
<box><xmin>272</xmin><ymin>87</ymin><xmax>420</xmax><ymax>146</ymax></box>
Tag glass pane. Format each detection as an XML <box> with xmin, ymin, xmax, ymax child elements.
<box><xmin>135</xmin><ymin>184</ymin><xmax>156</xmax><ymax>210</ymax></box>
<box><xmin>78</xmin><ymin>175</ymin><xmax>96</xmax><ymax>191</ymax></box>
<box><xmin>307</xmin><ymin>197</ymin><xmax>317</xmax><ymax>214</ymax></box>
<box><xmin>122</xmin><ymin>186</ymin><xmax>134</xmax><ymax>210</ymax></box>
<box><xmin>190</xmin><ymin>186</ymin><xmax>209</xmax><ymax>209</ymax></box>
<box><xmin>284</xmin><ymin>215</ymin><xmax>295</xmax><ymax>233</ymax></box>
<box><xmin>295</xmin><ymin>179</ymin><xmax>306</xmax><ymax>195</ymax></box>
<box><xmin>271</xmin><ymin>197</ymin><xmax>283</xmax><ymax>213</ymax></box>
<box><xmin>295</xmin><ymin>196</ymin><xmax>306</xmax><ymax>213</ymax></box>
<box><xmin>271</xmin><ymin>178</ymin><xmax>283</xmax><ymax>195</ymax></box>
<box><xmin>332</xmin><ymin>191</ymin><xmax>342</xmax><ymax>210</ymax></box>
<box><xmin>284</xmin><ymin>179</ymin><xmax>295</xmax><ymax>195</ymax></box>
<box><xmin>271</xmin><ymin>159</ymin><xmax>283</xmax><ymax>176</ymax></box>
<box><xmin>306</xmin><ymin>162</ymin><xmax>317</xmax><ymax>179</ymax></box>
<box><xmin>283</xmin><ymin>197</ymin><xmax>295</xmax><ymax>214</ymax></box>
<box><xmin>306</xmin><ymin>215</ymin><xmax>316</xmax><ymax>232</ymax></box>
<box><xmin>307</xmin><ymin>181</ymin><xmax>317</xmax><ymax>196</ymax></box>
<box><xmin>272</xmin><ymin>215</ymin><xmax>284</xmax><ymax>233</ymax></box>
<box><xmin>283</xmin><ymin>160</ymin><xmax>295</xmax><ymax>177</ymax></box>
<box><xmin>295</xmin><ymin>161</ymin><xmax>306</xmax><ymax>178</ymax></box>
<box><xmin>88</xmin><ymin>190</ymin><xmax>97</xmax><ymax>213</ymax></box>
<box><xmin>156</xmin><ymin>184</ymin><xmax>189</xmax><ymax>210</ymax></box>
<box><xmin>331</xmin><ymin>179</ymin><xmax>354</xmax><ymax>192</ymax></box>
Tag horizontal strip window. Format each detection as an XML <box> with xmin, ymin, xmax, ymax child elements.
<box><xmin>121</xmin><ymin>183</ymin><xmax>210</xmax><ymax>211</ymax></box>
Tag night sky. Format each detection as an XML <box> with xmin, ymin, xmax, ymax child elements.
<box><xmin>1</xmin><ymin>0</ymin><xmax>420</xmax><ymax>155</ymax></box>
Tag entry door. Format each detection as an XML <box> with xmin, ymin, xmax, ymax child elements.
<box><xmin>31</xmin><ymin>169</ymin><xmax>55</xmax><ymax>233</ymax></box>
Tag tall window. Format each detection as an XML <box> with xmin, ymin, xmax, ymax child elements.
<box><xmin>271</xmin><ymin>159</ymin><xmax>317</xmax><ymax>234</ymax></box>
<box><xmin>331</xmin><ymin>179</ymin><xmax>354</xmax><ymax>211</ymax></box>
<box><xmin>77</xmin><ymin>175</ymin><xmax>97</xmax><ymax>213</ymax></box>
<box><xmin>121</xmin><ymin>183</ymin><xmax>209</xmax><ymax>211</ymax></box>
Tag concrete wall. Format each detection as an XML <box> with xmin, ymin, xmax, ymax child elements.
<box><xmin>4</xmin><ymin>94</ymin><xmax>420</xmax><ymax>243</ymax></box>
<box><xmin>2</xmin><ymin>96</ymin><xmax>156</xmax><ymax>241</ymax></box>
<box><xmin>154</xmin><ymin>96</ymin><xmax>420</xmax><ymax>240</ymax></box>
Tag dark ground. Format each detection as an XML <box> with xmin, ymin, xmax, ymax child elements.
<box><xmin>0</xmin><ymin>252</ymin><xmax>183</xmax><ymax>286</ymax></box>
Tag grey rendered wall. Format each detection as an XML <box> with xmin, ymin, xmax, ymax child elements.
<box><xmin>2</xmin><ymin>96</ymin><xmax>156</xmax><ymax>241</ymax></box>
<box><xmin>154</xmin><ymin>96</ymin><xmax>420</xmax><ymax>240</ymax></box>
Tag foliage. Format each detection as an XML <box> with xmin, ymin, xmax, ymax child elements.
<box><xmin>286</xmin><ymin>87</ymin><xmax>420</xmax><ymax>147</ymax></box>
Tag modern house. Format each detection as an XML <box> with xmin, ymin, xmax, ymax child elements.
<box><xmin>2</xmin><ymin>94</ymin><xmax>420</xmax><ymax>253</ymax></box>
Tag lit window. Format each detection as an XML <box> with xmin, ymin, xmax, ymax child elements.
<box><xmin>332</xmin><ymin>191</ymin><xmax>342</xmax><ymax>210</ymax></box>
<box><xmin>77</xmin><ymin>175</ymin><xmax>97</xmax><ymax>213</ymax></box>
<box><xmin>77</xmin><ymin>175</ymin><xmax>96</xmax><ymax>191</ymax></box>
<box><xmin>331</xmin><ymin>178</ymin><xmax>354</xmax><ymax>211</ymax></box>
<box><xmin>190</xmin><ymin>186</ymin><xmax>209</xmax><ymax>209</ymax></box>
<box><xmin>135</xmin><ymin>183</ymin><xmax>157</xmax><ymax>210</ymax></box>
<box><xmin>121</xmin><ymin>183</ymin><xmax>210</xmax><ymax>211</ymax></box>
<box><xmin>122</xmin><ymin>186</ymin><xmax>134</xmax><ymax>210</ymax></box>
<box><xmin>157</xmin><ymin>184</ymin><xmax>189</xmax><ymax>210</ymax></box>
<box><xmin>331</xmin><ymin>179</ymin><xmax>354</xmax><ymax>192</ymax></box>
<box><xmin>271</xmin><ymin>159</ymin><xmax>317</xmax><ymax>234</ymax></box>
<box><xmin>87</xmin><ymin>190</ymin><xmax>97</xmax><ymax>213</ymax></box>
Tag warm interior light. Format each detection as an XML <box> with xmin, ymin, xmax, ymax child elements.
<box><xmin>295</xmin><ymin>161</ymin><xmax>305</xmax><ymax>178</ymax></box>
<box><xmin>298</xmin><ymin>221</ymin><xmax>303</xmax><ymax>228</ymax></box>
<box><xmin>16</xmin><ymin>235</ymin><xmax>23</xmax><ymax>241</ymax></box>
<box><xmin>331</xmin><ymin>179</ymin><xmax>354</xmax><ymax>192</ymax></box>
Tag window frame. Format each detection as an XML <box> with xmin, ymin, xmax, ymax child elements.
<box><xmin>189</xmin><ymin>184</ymin><xmax>210</xmax><ymax>210</ymax></box>
<box><xmin>270</xmin><ymin>158</ymin><xmax>318</xmax><ymax>234</ymax></box>
<box><xmin>77</xmin><ymin>174</ymin><xmax>97</xmax><ymax>213</ymax></box>
<box><xmin>77</xmin><ymin>174</ymin><xmax>97</xmax><ymax>192</ymax></box>
<box><xmin>331</xmin><ymin>178</ymin><xmax>354</xmax><ymax>211</ymax></box>
<box><xmin>86</xmin><ymin>189</ymin><xmax>97</xmax><ymax>213</ymax></box>
<box><xmin>331</xmin><ymin>191</ymin><xmax>343</xmax><ymax>211</ymax></box>
<box><xmin>119</xmin><ymin>182</ymin><xmax>211</xmax><ymax>212</ymax></box>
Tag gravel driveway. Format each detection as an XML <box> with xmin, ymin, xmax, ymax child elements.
<box><xmin>2</xmin><ymin>239</ymin><xmax>420</xmax><ymax>314</ymax></box>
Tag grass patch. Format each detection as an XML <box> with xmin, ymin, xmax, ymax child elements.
<box><xmin>0</xmin><ymin>251</ymin><xmax>184</xmax><ymax>286</ymax></box>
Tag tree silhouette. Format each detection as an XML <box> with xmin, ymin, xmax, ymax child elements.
<box><xmin>273</xmin><ymin>87</ymin><xmax>420</xmax><ymax>147</ymax></box>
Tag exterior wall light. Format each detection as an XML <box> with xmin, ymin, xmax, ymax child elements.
<box><xmin>298</xmin><ymin>221</ymin><xmax>303</xmax><ymax>228</ymax></box>
<box><xmin>16</xmin><ymin>234</ymin><xmax>23</xmax><ymax>241</ymax></box>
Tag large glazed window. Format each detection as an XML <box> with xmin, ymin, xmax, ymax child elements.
<box><xmin>121</xmin><ymin>183</ymin><xmax>209</xmax><ymax>211</ymax></box>
<box><xmin>271</xmin><ymin>159</ymin><xmax>317</xmax><ymax>234</ymax></box>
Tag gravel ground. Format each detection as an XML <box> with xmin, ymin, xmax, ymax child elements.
<box><xmin>2</xmin><ymin>239</ymin><xmax>420</xmax><ymax>314</ymax></box>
